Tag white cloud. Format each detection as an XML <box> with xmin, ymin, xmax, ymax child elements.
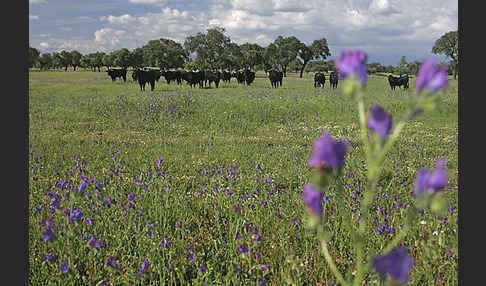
<box><xmin>39</xmin><ymin>42</ymin><xmax>49</xmax><ymax>49</ymax></box>
<box><xmin>29</xmin><ymin>15</ymin><xmax>40</xmax><ymax>20</ymax></box>
<box><xmin>94</xmin><ymin>28</ymin><xmax>128</xmax><ymax>48</ymax></box>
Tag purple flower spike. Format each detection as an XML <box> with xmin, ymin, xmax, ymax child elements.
<box><xmin>78</xmin><ymin>180</ymin><xmax>87</xmax><ymax>193</ymax></box>
<box><xmin>372</xmin><ymin>246</ymin><xmax>414</xmax><ymax>283</ymax></box>
<box><xmin>367</xmin><ymin>105</ymin><xmax>393</xmax><ymax>139</ymax></box>
<box><xmin>60</xmin><ymin>261</ymin><xmax>70</xmax><ymax>273</ymax></box>
<box><xmin>308</xmin><ymin>131</ymin><xmax>348</xmax><ymax>171</ymax></box>
<box><xmin>41</xmin><ymin>229</ymin><xmax>55</xmax><ymax>241</ymax></box>
<box><xmin>335</xmin><ymin>50</ymin><xmax>368</xmax><ymax>84</ymax></box>
<box><xmin>302</xmin><ymin>184</ymin><xmax>323</xmax><ymax>217</ymax></box>
<box><xmin>138</xmin><ymin>258</ymin><xmax>149</xmax><ymax>276</ymax></box>
<box><xmin>416</xmin><ymin>59</ymin><xmax>448</xmax><ymax>93</ymax></box>
<box><xmin>70</xmin><ymin>210</ymin><xmax>83</xmax><ymax>222</ymax></box>
<box><xmin>414</xmin><ymin>159</ymin><xmax>448</xmax><ymax>196</ymax></box>
<box><xmin>44</xmin><ymin>253</ymin><xmax>56</xmax><ymax>262</ymax></box>
<box><xmin>105</xmin><ymin>256</ymin><xmax>118</xmax><ymax>267</ymax></box>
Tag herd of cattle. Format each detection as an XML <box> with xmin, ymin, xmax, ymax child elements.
<box><xmin>107</xmin><ymin>68</ymin><xmax>410</xmax><ymax>91</ymax></box>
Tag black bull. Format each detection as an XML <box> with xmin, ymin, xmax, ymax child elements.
<box><xmin>314</xmin><ymin>73</ymin><xmax>326</xmax><ymax>87</ymax></box>
<box><xmin>268</xmin><ymin>70</ymin><xmax>283</xmax><ymax>88</ymax></box>
<box><xmin>132</xmin><ymin>69</ymin><xmax>162</xmax><ymax>91</ymax></box>
<box><xmin>107</xmin><ymin>69</ymin><xmax>127</xmax><ymax>82</ymax></box>
<box><xmin>329</xmin><ymin>71</ymin><xmax>338</xmax><ymax>89</ymax></box>
<box><xmin>388</xmin><ymin>75</ymin><xmax>409</xmax><ymax>90</ymax></box>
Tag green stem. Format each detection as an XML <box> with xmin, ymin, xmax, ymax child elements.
<box><xmin>320</xmin><ymin>238</ymin><xmax>348</xmax><ymax>286</ymax></box>
<box><xmin>383</xmin><ymin>224</ymin><xmax>410</xmax><ymax>253</ymax></box>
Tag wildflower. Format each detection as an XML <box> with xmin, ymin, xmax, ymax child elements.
<box><xmin>70</xmin><ymin>210</ymin><xmax>83</xmax><ymax>222</ymax></box>
<box><xmin>416</xmin><ymin>59</ymin><xmax>448</xmax><ymax>93</ymax></box>
<box><xmin>367</xmin><ymin>105</ymin><xmax>393</xmax><ymax>139</ymax></box>
<box><xmin>78</xmin><ymin>180</ymin><xmax>87</xmax><ymax>193</ymax></box>
<box><xmin>372</xmin><ymin>246</ymin><xmax>414</xmax><ymax>283</ymax></box>
<box><xmin>302</xmin><ymin>184</ymin><xmax>324</xmax><ymax>217</ymax></box>
<box><xmin>138</xmin><ymin>258</ymin><xmax>149</xmax><ymax>276</ymax></box>
<box><xmin>335</xmin><ymin>50</ymin><xmax>368</xmax><ymax>84</ymax></box>
<box><xmin>308</xmin><ymin>130</ymin><xmax>348</xmax><ymax>171</ymax></box>
<box><xmin>415</xmin><ymin>159</ymin><xmax>448</xmax><ymax>196</ymax></box>
<box><xmin>60</xmin><ymin>261</ymin><xmax>69</xmax><ymax>273</ymax></box>
<box><xmin>237</xmin><ymin>245</ymin><xmax>250</xmax><ymax>255</ymax></box>
<box><xmin>44</xmin><ymin>253</ymin><xmax>56</xmax><ymax>262</ymax></box>
<box><xmin>200</xmin><ymin>264</ymin><xmax>207</xmax><ymax>272</ymax></box>
<box><xmin>105</xmin><ymin>256</ymin><xmax>118</xmax><ymax>268</ymax></box>
<box><xmin>41</xmin><ymin>229</ymin><xmax>55</xmax><ymax>241</ymax></box>
<box><xmin>161</xmin><ymin>237</ymin><xmax>168</xmax><ymax>247</ymax></box>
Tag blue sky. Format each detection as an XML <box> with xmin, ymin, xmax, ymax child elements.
<box><xmin>29</xmin><ymin>0</ymin><xmax>458</xmax><ymax>66</ymax></box>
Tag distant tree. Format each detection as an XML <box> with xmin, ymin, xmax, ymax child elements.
<box><xmin>70</xmin><ymin>50</ymin><xmax>82</xmax><ymax>71</ymax></box>
<box><xmin>183</xmin><ymin>59</ymin><xmax>199</xmax><ymax>71</ymax></box>
<box><xmin>273</xmin><ymin>35</ymin><xmax>301</xmax><ymax>77</ymax></box>
<box><xmin>184</xmin><ymin>26</ymin><xmax>232</xmax><ymax>71</ymax></box>
<box><xmin>385</xmin><ymin>65</ymin><xmax>395</xmax><ymax>74</ymax></box>
<box><xmin>432</xmin><ymin>30</ymin><xmax>458</xmax><ymax>79</ymax></box>
<box><xmin>407</xmin><ymin>60</ymin><xmax>422</xmax><ymax>76</ymax></box>
<box><xmin>38</xmin><ymin>53</ymin><xmax>53</xmax><ymax>71</ymax></box>
<box><xmin>59</xmin><ymin>50</ymin><xmax>73</xmax><ymax>71</ymax></box>
<box><xmin>141</xmin><ymin>38</ymin><xmax>188</xmax><ymax>70</ymax></box>
<box><xmin>263</xmin><ymin>43</ymin><xmax>279</xmax><ymax>72</ymax></box>
<box><xmin>111</xmin><ymin>48</ymin><xmax>132</xmax><ymax>69</ymax></box>
<box><xmin>221</xmin><ymin>42</ymin><xmax>242</xmax><ymax>72</ymax></box>
<box><xmin>397</xmin><ymin>56</ymin><xmax>408</xmax><ymax>75</ymax></box>
<box><xmin>51</xmin><ymin>52</ymin><xmax>63</xmax><ymax>70</ymax></box>
<box><xmin>130</xmin><ymin>47</ymin><xmax>145</xmax><ymax>69</ymax></box>
<box><xmin>102</xmin><ymin>54</ymin><xmax>115</xmax><ymax>70</ymax></box>
<box><xmin>297</xmin><ymin>38</ymin><xmax>331</xmax><ymax>78</ymax></box>
<box><xmin>289</xmin><ymin>58</ymin><xmax>303</xmax><ymax>73</ymax></box>
<box><xmin>29</xmin><ymin>46</ymin><xmax>40</xmax><ymax>69</ymax></box>
<box><xmin>239</xmin><ymin>43</ymin><xmax>264</xmax><ymax>71</ymax></box>
<box><xmin>367</xmin><ymin>62</ymin><xmax>382</xmax><ymax>74</ymax></box>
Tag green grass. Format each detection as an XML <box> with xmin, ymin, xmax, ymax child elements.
<box><xmin>29</xmin><ymin>70</ymin><xmax>458</xmax><ymax>285</ymax></box>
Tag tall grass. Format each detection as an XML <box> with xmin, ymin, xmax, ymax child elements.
<box><xmin>29</xmin><ymin>70</ymin><xmax>458</xmax><ymax>285</ymax></box>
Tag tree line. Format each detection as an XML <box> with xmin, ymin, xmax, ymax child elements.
<box><xmin>28</xmin><ymin>28</ymin><xmax>457</xmax><ymax>78</ymax></box>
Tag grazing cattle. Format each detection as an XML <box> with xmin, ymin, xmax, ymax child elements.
<box><xmin>221</xmin><ymin>71</ymin><xmax>232</xmax><ymax>83</ymax></box>
<box><xmin>235</xmin><ymin>71</ymin><xmax>245</xmax><ymax>84</ymax></box>
<box><xmin>329</xmin><ymin>71</ymin><xmax>339</xmax><ymax>89</ymax></box>
<box><xmin>205</xmin><ymin>71</ymin><xmax>221</xmax><ymax>88</ymax></box>
<box><xmin>107</xmin><ymin>68</ymin><xmax>127</xmax><ymax>82</ymax></box>
<box><xmin>162</xmin><ymin>70</ymin><xmax>183</xmax><ymax>85</ymax></box>
<box><xmin>133</xmin><ymin>69</ymin><xmax>162</xmax><ymax>91</ymax></box>
<box><xmin>388</xmin><ymin>74</ymin><xmax>409</xmax><ymax>90</ymax></box>
<box><xmin>268</xmin><ymin>70</ymin><xmax>283</xmax><ymax>88</ymax></box>
<box><xmin>182</xmin><ymin>70</ymin><xmax>205</xmax><ymax>88</ymax></box>
<box><xmin>244</xmin><ymin>69</ymin><xmax>256</xmax><ymax>86</ymax></box>
<box><xmin>314</xmin><ymin>72</ymin><xmax>326</xmax><ymax>87</ymax></box>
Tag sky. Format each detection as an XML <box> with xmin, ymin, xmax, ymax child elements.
<box><xmin>29</xmin><ymin>0</ymin><xmax>458</xmax><ymax>66</ymax></box>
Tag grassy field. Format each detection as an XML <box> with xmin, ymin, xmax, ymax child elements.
<box><xmin>29</xmin><ymin>70</ymin><xmax>458</xmax><ymax>285</ymax></box>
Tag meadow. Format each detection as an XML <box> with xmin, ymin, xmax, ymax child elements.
<box><xmin>28</xmin><ymin>69</ymin><xmax>458</xmax><ymax>285</ymax></box>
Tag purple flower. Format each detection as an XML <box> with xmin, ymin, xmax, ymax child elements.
<box><xmin>335</xmin><ymin>50</ymin><xmax>368</xmax><ymax>84</ymax></box>
<box><xmin>105</xmin><ymin>256</ymin><xmax>118</xmax><ymax>267</ymax></box>
<box><xmin>302</xmin><ymin>184</ymin><xmax>324</xmax><ymax>217</ymax></box>
<box><xmin>45</xmin><ymin>218</ymin><xmax>54</xmax><ymax>230</ymax></box>
<box><xmin>200</xmin><ymin>264</ymin><xmax>207</xmax><ymax>272</ymax></box>
<box><xmin>70</xmin><ymin>210</ymin><xmax>83</xmax><ymax>222</ymax></box>
<box><xmin>41</xmin><ymin>229</ymin><xmax>55</xmax><ymax>241</ymax></box>
<box><xmin>237</xmin><ymin>245</ymin><xmax>250</xmax><ymax>255</ymax></box>
<box><xmin>78</xmin><ymin>180</ymin><xmax>87</xmax><ymax>193</ymax></box>
<box><xmin>367</xmin><ymin>105</ymin><xmax>393</xmax><ymax>139</ymax></box>
<box><xmin>188</xmin><ymin>253</ymin><xmax>195</xmax><ymax>263</ymax></box>
<box><xmin>372</xmin><ymin>246</ymin><xmax>414</xmax><ymax>283</ymax></box>
<box><xmin>44</xmin><ymin>253</ymin><xmax>56</xmax><ymax>262</ymax></box>
<box><xmin>416</xmin><ymin>59</ymin><xmax>448</xmax><ymax>93</ymax></box>
<box><xmin>260</xmin><ymin>264</ymin><xmax>269</xmax><ymax>271</ymax></box>
<box><xmin>138</xmin><ymin>258</ymin><xmax>149</xmax><ymax>276</ymax></box>
<box><xmin>415</xmin><ymin>159</ymin><xmax>448</xmax><ymax>196</ymax></box>
<box><xmin>308</xmin><ymin>131</ymin><xmax>348</xmax><ymax>171</ymax></box>
<box><xmin>60</xmin><ymin>261</ymin><xmax>69</xmax><ymax>273</ymax></box>
<box><xmin>161</xmin><ymin>236</ymin><xmax>169</xmax><ymax>247</ymax></box>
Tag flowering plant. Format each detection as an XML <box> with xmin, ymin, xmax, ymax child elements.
<box><xmin>303</xmin><ymin>50</ymin><xmax>450</xmax><ymax>285</ymax></box>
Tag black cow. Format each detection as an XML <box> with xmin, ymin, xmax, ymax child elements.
<box><xmin>268</xmin><ymin>70</ymin><xmax>283</xmax><ymax>88</ymax></box>
<box><xmin>329</xmin><ymin>71</ymin><xmax>339</xmax><ymax>89</ymax></box>
<box><xmin>107</xmin><ymin>68</ymin><xmax>127</xmax><ymax>82</ymax></box>
<box><xmin>182</xmin><ymin>70</ymin><xmax>205</xmax><ymax>88</ymax></box>
<box><xmin>162</xmin><ymin>70</ymin><xmax>183</xmax><ymax>85</ymax></box>
<box><xmin>221</xmin><ymin>71</ymin><xmax>232</xmax><ymax>83</ymax></box>
<box><xmin>205</xmin><ymin>71</ymin><xmax>221</xmax><ymax>88</ymax></box>
<box><xmin>235</xmin><ymin>71</ymin><xmax>245</xmax><ymax>84</ymax></box>
<box><xmin>388</xmin><ymin>74</ymin><xmax>409</xmax><ymax>90</ymax></box>
<box><xmin>314</xmin><ymin>72</ymin><xmax>326</xmax><ymax>87</ymax></box>
<box><xmin>244</xmin><ymin>69</ymin><xmax>255</xmax><ymax>86</ymax></box>
<box><xmin>133</xmin><ymin>69</ymin><xmax>161</xmax><ymax>91</ymax></box>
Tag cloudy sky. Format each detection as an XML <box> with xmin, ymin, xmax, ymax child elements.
<box><xmin>29</xmin><ymin>0</ymin><xmax>458</xmax><ymax>66</ymax></box>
